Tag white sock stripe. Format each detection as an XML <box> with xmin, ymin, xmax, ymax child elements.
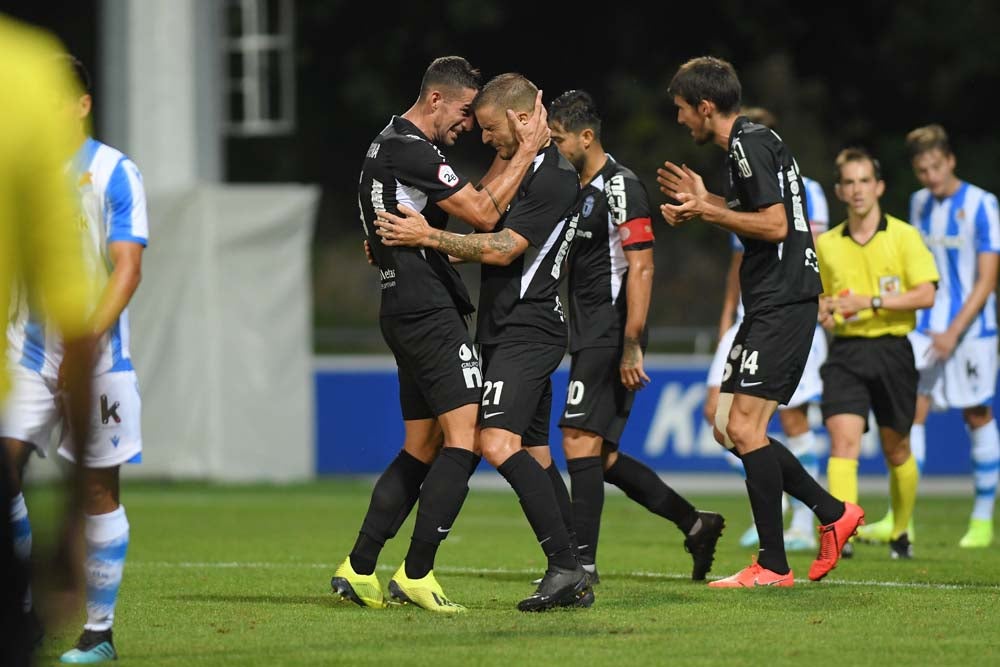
<box><xmin>9</xmin><ymin>492</ymin><xmax>27</xmax><ymax>521</ymax></box>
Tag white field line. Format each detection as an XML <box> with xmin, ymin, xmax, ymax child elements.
<box><xmin>129</xmin><ymin>561</ymin><xmax>1000</xmax><ymax>592</ymax></box>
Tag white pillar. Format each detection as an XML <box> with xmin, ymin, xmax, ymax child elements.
<box><xmin>100</xmin><ymin>0</ymin><xmax>221</xmax><ymax>192</ymax></box>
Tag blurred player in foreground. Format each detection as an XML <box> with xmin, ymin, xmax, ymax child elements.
<box><xmin>3</xmin><ymin>52</ymin><xmax>149</xmax><ymax>662</ymax></box>
<box><xmin>1</xmin><ymin>14</ymin><xmax>97</xmax><ymax>667</ymax></box>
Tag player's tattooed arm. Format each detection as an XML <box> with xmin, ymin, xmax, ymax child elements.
<box><xmin>375</xmin><ymin>205</ymin><xmax>528</xmax><ymax>265</ymax></box>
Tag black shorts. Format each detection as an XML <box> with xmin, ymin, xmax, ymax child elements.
<box><xmin>821</xmin><ymin>335</ymin><xmax>918</xmax><ymax>434</ymax></box>
<box><xmin>479</xmin><ymin>341</ymin><xmax>565</xmax><ymax>446</ymax></box>
<box><xmin>380</xmin><ymin>309</ymin><xmax>482</xmax><ymax>421</ymax></box>
<box><xmin>558</xmin><ymin>346</ymin><xmax>636</xmax><ymax>447</ymax></box>
<box><xmin>720</xmin><ymin>299</ymin><xmax>818</xmax><ymax>405</ymax></box>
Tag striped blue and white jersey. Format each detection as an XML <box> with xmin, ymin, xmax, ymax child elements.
<box><xmin>730</xmin><ymin>176</ymin><xmax>829</xmax><ymax>321</ymax></box>
<box><xmin>911</xmin><ymin>181</ymin><xmax>1000</xmax><ymax>338</ymax></box>
<box><xmin>7</xmin><ymin>137</ymin><xmax>148</xmax><ymax>377</ymax></box>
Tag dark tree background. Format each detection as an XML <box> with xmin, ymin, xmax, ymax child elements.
<box><xmin>7</xmin><ymin>1</ymin><xmax>999</xmax><ymax>350</ymax></box>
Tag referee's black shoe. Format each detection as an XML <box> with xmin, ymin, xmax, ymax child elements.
<box><xmin>889</xmin><ymin>533</ymin><xmax>913</xmax><ymax>560</ymax></box>
<box><xmin>684</xmin><ymin>511</ymin><xmax>726</xmax><ymax>580</ymax></box>
<box><xmin>517</xmin><ymin>565</ymin><xmax>593</xmax><ymax>612</ymax></box>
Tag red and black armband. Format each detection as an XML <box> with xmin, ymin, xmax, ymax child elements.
<box><xmin>619</xmin><ymin>217</ymin><xmax>655</xmax><ymax>248</ymax></box>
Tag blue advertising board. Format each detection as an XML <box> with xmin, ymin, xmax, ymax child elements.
<box><xmin>315</xmin><ymin>355</ymin><xmax>980</xmax><ymax>476</ymax></box>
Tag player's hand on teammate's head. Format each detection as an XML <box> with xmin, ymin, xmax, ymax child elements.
<box><xmin>510</xmin><ymin>89</ymin><xmax>550</xmax><ymax>153</ymax></box>
<box><xmin>374</xmin><ymin>204</ymin><xmax>432</xmax><ymax>247</ymax></box>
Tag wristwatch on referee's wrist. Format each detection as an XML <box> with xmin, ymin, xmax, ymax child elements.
<box><xmin>870</xmin><ymin>295</ymin><xmax>883</xmax><ymax>311</ymax></box>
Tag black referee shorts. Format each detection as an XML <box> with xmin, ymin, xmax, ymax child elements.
<box><xmin>380</xmin><ymin>308</ymin><xmax>482</xmax><ymax>421</ymax></box>
<box><xmin>558</xmin><ymin>346</ymin><xmax>635</xmax><ymax>447</ymax></box>
<box><xmin>720</xmin><ymin>299</ymin><xmax>818</xmax><ymax>405</ymax></box>
<box><xmin>479</xmin><ymin>341</ymin><xmax>565</xmax><ymax>446</ymax></box>
<box><xmin>820</xmin><ymin>335</ymin><xmax>918</xmax><ymax>434</ymax></box>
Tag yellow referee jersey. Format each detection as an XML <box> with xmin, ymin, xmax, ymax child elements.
<box><xmin>0</xmin><ymin>15</ymin><xmax>93</xmax><ymax>401</ymax></box>
<box><xmin>816</xmin><ymin>213</ymin><xmax>939</xmax><ymax>338</ymax></box>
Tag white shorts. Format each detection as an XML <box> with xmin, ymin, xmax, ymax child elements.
<box><xmin>908</xmin><ymin>331</ymin><xmax>997</xmax><ymax>410</ymax></box>
<box><xmin>0</xmin><ymin>365</ymin><xmax>142</xmax><ymax>468</ymax></box>
<box><xmin>707</xmin><ymin>322</ymin><xmax>826</xmax><ymax>409</ymax></box>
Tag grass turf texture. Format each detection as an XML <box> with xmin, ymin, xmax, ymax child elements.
<box><xmin>24</xmin><ymin>480</ymin><xmax>1000</xmax><ymax>666</ymax></box>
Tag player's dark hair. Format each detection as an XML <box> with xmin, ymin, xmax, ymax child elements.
<box><xmin>473</xmin><ymin>73</ymin><xmax>537</xmax><ymax>115</ymax></box>
<box><xmin>549</xmin><ymin>90</ymin><xmax>602</xmax><ymax>140</ymax></box>
<box><xmin>905</xmin><ymin>124</ymin><xmax>952</xmax><ymax>159</ymax></box>
<box><xmin>835</xmin><ymin>147</ymin><xmax>882</xmax><ymax>182</ymax></box>
<box><xmin>668</xmin><ymin>56</ymin><xmax>741</xmax><ymax>115</ymax></box>
<box><xmin>54</xmin><ymin>53</ymin><xmax>91</xmax><ymax>94</ymax></box>
<box><xmin>420</xmin><ymin>56</ymin><xmax>481</xmax><ymax>99</ymax></box>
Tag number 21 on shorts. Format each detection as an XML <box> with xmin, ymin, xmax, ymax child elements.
<box><xmin>481</xmin><ymin>380</ymin><xmax>504</xmax><ymax>406</ymax></box>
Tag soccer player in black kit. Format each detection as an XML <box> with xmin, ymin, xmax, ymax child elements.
<box><xmin>333</xmin><ymin>56</ymin><xmax>551</xmax><ymax>613</ymax></box>
<box><xmin>376</xmin><ymin>73</ymin><xmax>593</xmax><ymax>611</ymax></box>
<box><xmin>657</xmin><ymin>57</ymin><xmax>864</xmax><ymax>586</ymax></box>
<box><xmin>546</xmin><ymin>90</ymin><xmax>725</xmax><ymax>582</ymax></box>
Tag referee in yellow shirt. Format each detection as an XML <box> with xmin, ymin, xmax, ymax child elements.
<box><xmin>817</xmin><ymin>147</ymin><xmax>938</xmax><ymax>560</ymax></box>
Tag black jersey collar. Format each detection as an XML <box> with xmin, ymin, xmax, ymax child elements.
<box><xmin>392</xmin><ymin>115</ymin><xmax>430</xmax><ymax>141</ymax></box>
<box><xmin>729</xmin><ymin>116</ymin><xmax>751</xmax><ymax>151</ymax></box>
<box><xmin>841</xmin><ymin>214</ymin><xmax>888</xmax><ymax>237</ymax></box>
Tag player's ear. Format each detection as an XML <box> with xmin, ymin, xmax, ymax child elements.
<box><xmin>875</xmin><ymin>179</ymin><xmax>886</xmax><ymax>198</ymax></box>
<box><xmin>581</xmin><ymin>127</ymin><xmax>594</xmax><ymax>148</ymax></box>
<box><xmin>834</xmin><ymin>182</ymin><xmax>846</xmax><ymax>203</ymax></box>
<box><xmin>698</xmin><ymin>99</ymin><xmax>714</xmax><ymax>117</ymax></box>
<box><xmin>427</xmin><ymin>90</ymin><xmax>443</xmax><ymax>109</ymax></box>
<box><xmin>78</xmin><ymin>94</ymin><xmax>92</xmax><ymax>120</ymax></box>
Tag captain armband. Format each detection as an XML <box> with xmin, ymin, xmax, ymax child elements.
<box><xmin>619</xmin><ymin>217</ymin><xmax>655</xmax><ymax>247</ymax></box>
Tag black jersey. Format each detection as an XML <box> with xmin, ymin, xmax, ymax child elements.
<box><xmin>358</xmin><ymin>116</ymin><xmax>474</xmax><ymax>317</ymax></box>
<box><xmin>475</xmin><ymin>143</ymin><xmax>581</xmax><ymax>346</ymax></box>
<box><xmin>724</xmin><ymin>116</ymin><xmax>822</xmax><ymax>313</ymax></box>
<box><xmin>567</xmin><ymin>157</ymin><xmax>653</xmax><ymax>353</ymax></box>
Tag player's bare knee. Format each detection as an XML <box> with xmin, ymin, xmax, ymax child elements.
<box><xmin>2</xmin><ymin>439</ymin><xmax>31</xmax><ymax>492</ymax></box>
<box><xmin>562</xmin><ymin>427</ymin><xmax>601</xmax><ymax>460</ymax></box>
<box><xmin>964</xmin><ymin>405</ymin><xmax>992</xmax><ymax>429</ymax></box>
<box><xmin>479</xmin><ymin>430</ymin><xmax>519</xmax><ymax>468</ymax></box>
<box><xmin>83</xmin><ymin>467</ymin><xmax>120</xmax><ymax>514</ymax></box>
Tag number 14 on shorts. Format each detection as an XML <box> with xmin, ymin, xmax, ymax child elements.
<box><xmin>723</xmin><ymin>344</ymin><xmax>759</xmax><ymax>382</ymax></box>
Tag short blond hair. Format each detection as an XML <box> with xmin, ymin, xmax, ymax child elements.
<box><xmin>835</xmin><ymin>147</ymin><xmax>881</xmax><ymax>182</ymax></box>
<box><xmin>905</xmin><ymin>124</ymin><xmax>951</xmax><ymax>159</ymax></box>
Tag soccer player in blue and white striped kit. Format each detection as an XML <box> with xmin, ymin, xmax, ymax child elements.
<box><xmin>861</xmin><ymin>124</ymin><xmax>999</xmax><ymax>549</ymax></box>
<box><xmin>3</xmin><ymin>56</ymin><xmax>147</xmax><ymax>662</ymax></box>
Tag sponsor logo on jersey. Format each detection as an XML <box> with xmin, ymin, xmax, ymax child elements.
<box><xmin>438</xmin><ymin>164</ymin><xmax>459</xmax><ymax>187</ymax></box>
<box><xmin>606</xmin><ymin>175</ymin><xmax>628</xmax><ymax>224</ymax></box>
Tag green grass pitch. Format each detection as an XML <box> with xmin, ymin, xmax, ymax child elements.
<box><xmin>24</xmin><ymin>480</ymin><xmax>1000</xmax><ymax>666</ymax></box>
